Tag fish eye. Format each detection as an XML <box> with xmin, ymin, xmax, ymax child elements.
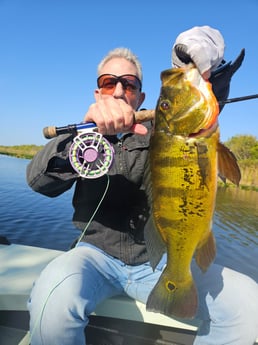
<box><xmin>160</xmin><ymin>101</ymin><xmax>170</xmax><ymax>110</ymax></box>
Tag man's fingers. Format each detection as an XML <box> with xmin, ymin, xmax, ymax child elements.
<box><xmin>130</xmin><ymin>123</ymin><xmax>148</xmax><ymax>135</ymax></box>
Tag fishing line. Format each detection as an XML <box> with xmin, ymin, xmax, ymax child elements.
<box><xmin>76</xmin><ymin>174</ymin><xmax>110</xmax><ymax>244</ymax></box>
<box><xmin>29</xmin><ymin>174</ymin><xmax>110</xmax><ymax>343</ymax></box>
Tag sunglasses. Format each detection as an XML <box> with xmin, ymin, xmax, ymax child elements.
<box><xmin>97</xmin><ymin>74</ymin><xmax>142</xmax><ymax>94</ymax></box>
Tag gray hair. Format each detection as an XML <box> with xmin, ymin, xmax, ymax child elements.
<box><xmin>97</xmin><ymin>47</ymin><xmax>143</xmax><ymax>81</ymax></box>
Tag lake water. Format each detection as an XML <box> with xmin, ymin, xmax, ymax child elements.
<box><xmin>0</xmin><ymin>154</ymin><xmax>258</xmax><ymax>283</ymax></box>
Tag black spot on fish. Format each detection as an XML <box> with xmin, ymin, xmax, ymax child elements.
<box><xmin>179</xmin><ymin>198</ymin><xmax>187</xmax><ymax>208</ymax></box>
<box><xmin>167</xmin><ymin>281</ymin><xmax>176</xmax><ymax>291</ymax></box>
<box><xmin>183</xmin><ymin>168</ymin><xmax>195</xmax><ymax>185</ymax></box>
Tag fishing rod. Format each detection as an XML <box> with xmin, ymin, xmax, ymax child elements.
<box><xmin>43</xmin><ymin>93</ymin><xmax>258</xmax><ymax>139</ymax></box>
<box><xmin>219</xmin><ymin>93</ymin><xmax>258</xmax><ymax>104</ymax></box>
<box><xmin>42</xmin><ymin>94</ymin><xmax>258</xmax><ymax>179</ymax></box>
<box><xmin>42</xmin><ymin>109</ymin><xmax>154</xmax><ymax>179</ymax></box>
<box><xmin>43</xmin><ymin>109</ymin><xmax>154</xmax><ymax>139</ymax></box>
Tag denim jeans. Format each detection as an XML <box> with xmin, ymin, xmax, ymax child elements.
<box><xmin>28</xmin><ymin>243</ymin><xmax>258</xmax><ymax>345</ymax></box>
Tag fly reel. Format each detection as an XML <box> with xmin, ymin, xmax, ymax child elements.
<box><xmin>69</xmin><ymin>131</ymin><xmax>114</xmax><ymax>179</ymax></box>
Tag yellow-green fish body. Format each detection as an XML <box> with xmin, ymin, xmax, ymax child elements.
<box><xmin>145</xmin><ymin>66</ymin><xmax>240</xmax><ymax>319</ymax></box>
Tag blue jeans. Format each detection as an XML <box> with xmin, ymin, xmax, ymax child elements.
<box><xmin>28</xmin><ymin>243</ymin><xmax>258</xmax><ymax>345</ymax></box>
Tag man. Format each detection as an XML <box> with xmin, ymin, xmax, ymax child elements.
<box><xmin>27</xmin><ymin>26</ymin><xmax>258</xmax><ymax>344</ymax></box>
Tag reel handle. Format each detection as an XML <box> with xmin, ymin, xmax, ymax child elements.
<box><xmin>43</xmin><ymin>109</ymin><xmax>155</xmax><ymax>139</ymax></box>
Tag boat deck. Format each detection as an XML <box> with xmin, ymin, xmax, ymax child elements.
<box><xmin>0</xmin><ymin>243</ymin><xmax>257</xmax><ymax>345</ymax></box>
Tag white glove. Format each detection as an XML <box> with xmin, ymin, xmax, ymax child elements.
<box><xmin>172</xmin><ymin>26</ymin><xmax>225</xmax><ymax>78</ymax></box>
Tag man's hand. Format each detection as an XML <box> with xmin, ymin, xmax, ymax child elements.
<box><xmin>84</xmin><ymin>95</ymin><xmax>147</xmax><ymax>135</ymax></box>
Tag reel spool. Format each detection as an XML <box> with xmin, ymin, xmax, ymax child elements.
<box><xmin>69</xmin><ymin>132</ymin><xmax>114</xmax><ymax>179</ymax></box>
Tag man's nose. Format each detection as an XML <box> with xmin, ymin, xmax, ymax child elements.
<box><xmin>112</xmin><ymin>82</ymin><xmax>125</xmax><ymax>97</ymax></box>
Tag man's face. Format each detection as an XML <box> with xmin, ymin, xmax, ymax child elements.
<box><xmin>96</xmin><ymin>57</ymin><xmax>145</xmax><ymax>110</ymax></box>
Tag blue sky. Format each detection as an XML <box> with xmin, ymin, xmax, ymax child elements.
<box><xmin>1</xmin><ymin>0</ymin><xmax>258</xmax><ymax>145</ymax></box>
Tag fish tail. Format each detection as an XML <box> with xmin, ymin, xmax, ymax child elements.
<box><xmin>146</xmin><ymin>270</ymin><xmax>198</xmax><ymax>319</ymax></box>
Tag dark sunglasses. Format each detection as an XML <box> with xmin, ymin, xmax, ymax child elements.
<box><xmin>97</xmin><ymin>74</ymin><xmax>142</xmax><ymax>94</ymax></box>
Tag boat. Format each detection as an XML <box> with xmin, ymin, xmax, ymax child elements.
<box><xmin>0</xmin><ymin>241</ymin><xmax>257</xmax><ymax>345</ymax></box>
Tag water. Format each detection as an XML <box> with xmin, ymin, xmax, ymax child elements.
<box><xmin>214</xmin><ymin>187</ymin><xmax>258</xmax><ymax>281</ymax></box>
<box><xmin>0</xmin><ymin>154</ymin><xmax>80</xmax><ymax>251</ymax></box>
<box><xmin>0</xmin><ymin>155</ymin><xmax>258</xmax><ymax>283</ymax></box>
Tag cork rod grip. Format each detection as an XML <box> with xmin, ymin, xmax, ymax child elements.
<box><xmin>43</xmin><ymin>109</ymin><xmax>155</xmax><ymax>139</ymax></box>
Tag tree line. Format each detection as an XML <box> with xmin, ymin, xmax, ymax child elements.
<box><xmin>0</xmin><ymin>145</ymin><xmax>44</xmax><ymax>159</ymax></box>
<box><xmin>224</xmin><ymin>135</ymin><xmax>258</xmax><ymax>162</ymax></box>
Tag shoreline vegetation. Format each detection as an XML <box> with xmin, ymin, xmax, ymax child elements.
<box><xmin>0</xmin><ymin>144</ymin><xmax>257</xmax><ymax>191</ymax></box>
<box><xmin>0</xmin><ymin>145</ymin><xmax>44</xmax><ymax>159</ymax></box>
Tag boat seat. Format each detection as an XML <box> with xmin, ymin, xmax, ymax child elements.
<box><xmin>0</xmin><ymin>243</ymin><xmax>198</xmax><ymax>325</ymax></box>
<box><xmin>1</xmin><ymin>244</ymin><xmax>257</xmax><ymax>345</ymax></box>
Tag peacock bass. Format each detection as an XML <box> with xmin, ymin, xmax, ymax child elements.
<box><xmin>144</xmin><ymin>65</ymin><xmax>241</xmax><ymax>319</ymax></box>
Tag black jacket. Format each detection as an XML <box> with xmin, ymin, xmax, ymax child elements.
<box><xmin>26</xmin><ymin>51</ymin><xmax>244</xmax><ymax>265</ymax></box>
<box><xmin>27</xmin><ymin>127</ymin><xmax>152</xmax><ymax>264</ymax></box>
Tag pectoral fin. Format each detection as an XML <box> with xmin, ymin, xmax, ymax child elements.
<box><xmin>217</xmin><ymin>142</ymin><xmax>241</xmax><ymax>185</ymax></box>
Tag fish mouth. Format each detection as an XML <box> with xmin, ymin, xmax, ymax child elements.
<box><xmin>187</xmin><ymin>76</ymin><xmax>219</xmax><ymax>137</ymax></box>
<box><xmin>158</xmin><ymin>65</ymin><xmax>220</xmax><ymax>137</ymax></box>
<box><xmin>191</xmin><ymin>71</ymin><xmax>219</xmax><ymax>133</ymax></box>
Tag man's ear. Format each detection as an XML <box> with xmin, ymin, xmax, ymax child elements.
<box><xmin>94</xmin><ymin>89</ymin><xmax>101</xmax><ymax>101</ymax></box>
<box><xmin>137</xmin><ymin>92</ymin><xmax>145</xmax><ymax>110</ymax></box>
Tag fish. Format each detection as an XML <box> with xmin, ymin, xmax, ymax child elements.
<box><xmin>144</xmin><ymin>65</ymin><xmax>241</xmax><ymax>319</ymax></box>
